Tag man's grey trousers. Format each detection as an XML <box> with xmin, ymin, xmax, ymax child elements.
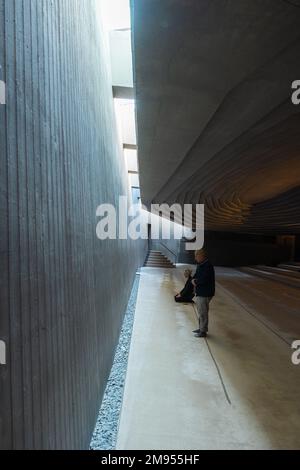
<box><xmin>195</xmin><ymin>296</ymin><xmax>213</xmax><ymax>333</ymax></box>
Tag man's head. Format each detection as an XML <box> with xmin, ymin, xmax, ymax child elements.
<box><xmin>195</xmin><ymin>249</ymin><xmax>207</xmax><ymax>264</ymax></box>
<box><xmin>184</xmin><ymin>268</ymin><xmax>192</xmax><ymax>279</ymax></box>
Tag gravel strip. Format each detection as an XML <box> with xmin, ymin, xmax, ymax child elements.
<box><xmin>90</xmin><ymin>272</ymin><xmax>141</xmax><ymax>450</ymax></box>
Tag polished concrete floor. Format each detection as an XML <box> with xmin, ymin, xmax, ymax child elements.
<box><xmin>116</xmin><ymin>267</ymin><xmax>300</xmax><ymax>450</ymax></box>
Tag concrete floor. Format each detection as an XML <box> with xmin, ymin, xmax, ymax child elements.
<box><xmin>116</xmin><ymin>267</ymin><xmax>300</xmax><ymax>450</ymax></box>
<box><xmin>217</xmin><ymin>267</ymin><xmax>300</xmax><ymax>345</ymax></box>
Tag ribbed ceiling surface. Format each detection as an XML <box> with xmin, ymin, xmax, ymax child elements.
<box><xmin>133</xmin><ymin>0</ymin><xmax>300</xmax><ymax>233</ymax></box>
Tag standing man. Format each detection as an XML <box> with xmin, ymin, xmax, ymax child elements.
<box><xmin>192</xmin><ymin>249</ymin><xmax>215</xmax><ymax>338</ymax></box>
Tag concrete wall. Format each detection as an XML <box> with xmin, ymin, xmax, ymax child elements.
<box><xmin>204</xmin><ymin>240</ymin><xmax>290</xmax><ymax>267</ymax></box>
<box><xmin>149</xmin><ymin>215</ymin><xmax>187</xmax><ymax>264</ymax></box>
<box><xmin>0</xmin><ymin>0</ymin><xmax>146</xmax><ymax>449</ymax></box>
<box><xmin>295</xmin><ymin>236</ymin><xmax>300</xmax><ymax>261</ymax></box>
<box><xmin>178</xmin><ymin>232</ymin><xmax>291</xmax><ymax>266</ymax></box>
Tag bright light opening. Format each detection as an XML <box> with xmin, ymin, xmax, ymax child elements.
<box><xmin>100</xmin><ymin>0</ymin><xmax>131</xmax><ymax>31</ymax></box>
<box><xmin>114</xmin><ymin>99</ymin><xmax>136</xmax><ymax>146</ymax></box>
<box><xmin>99</xmin><ymin>0</ymin><xmax>140</xmax><ymax>202</ymax></box>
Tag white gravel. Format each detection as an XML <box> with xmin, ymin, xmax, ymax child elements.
<box><xmin>90</xmin><ymin>273</ymin><xmax>140</xmax><ymax>450</ymax></box>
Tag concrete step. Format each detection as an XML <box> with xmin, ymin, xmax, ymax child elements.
<box><xmin>145</xmin><ymin>264</ymin><xmax>175</xmax><ymax>268</ymax></box>
<box><xmin>144</xmin><ymin>263</ymin><xmax>174</xmax><ymax>267</ymax></box>
<box><xmin>145</xmin><ymin>258</ymin><xmax>174</xmax><ymax>263</ymax></box>
<box><xmin>145</xmin><ymin>258</ymin><xmax>173</xmax><ymax>263</ymax></box>
<box><xmin>147</xmin><ymin>253</ymin><xmax>169</xmax><ymax>258</ymax></box>
<box><xmin>145</xmin><ymin>258</ymin><xmax>174</xmax><ymax>264</ymax></box>
<box><xmin>240</xmin><ymin>266</ymin><xmax>300</xmax><ymax>289</ymax></box>
<box><xmin>147</xmin><ymin>256</ymin><xmax>170</xmax><ymax>261</ymax></box>
<box><xmin>256</xmin><ymin>265</ymin><xmax>300</xmax><ymax>279</ymax></box>
<box><xmin>278</xmin><ymin>264</ymin><xmax>300</xmax><ymax>272</ymax></box>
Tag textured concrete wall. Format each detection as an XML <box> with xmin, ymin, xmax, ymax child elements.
<box><xmin>134</xmin><ymin>0</ymin><xmax>300</xmax><ymax>235</ymax></box>
<box><xmin>0</xmin><ymin>0</ymin><xmax>146</xmax><ymax>449</ymax></box>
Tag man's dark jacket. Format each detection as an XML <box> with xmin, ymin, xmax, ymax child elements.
<box><xmin>193</xmin><ymin>259</ymin><xmax>215</xmax><ymax>297</ymax></box>
<box><xmin>180</xmin><ymin>276</ymin><xmax>194</xmax><ymax>301</ymax></box>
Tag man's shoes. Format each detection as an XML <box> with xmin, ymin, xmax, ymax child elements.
<box><xmin>193</xmin><ymin>329</ymin><xmax>200</xmax><ymax>334</ymax></box>
<box><xmin>194</xmin><ymin>332</ymin><xmax>207</xmax><ymax>338</ymax></box>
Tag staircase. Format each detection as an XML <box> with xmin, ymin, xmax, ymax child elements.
<box><xmin>144</xmin><ymin>250</ymin><xmax>175</xmax><ymax>268</ymax></box>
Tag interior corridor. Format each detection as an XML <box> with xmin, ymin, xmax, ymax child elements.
<box><xmin>117</xmin><ymin>267</ymin><xmax>300</xmax><ymax>450</ymax></box>
<box><xmin>1</xmin><ymin>0</ymin><xmax>300</xmax><ymax>451</ymax></box>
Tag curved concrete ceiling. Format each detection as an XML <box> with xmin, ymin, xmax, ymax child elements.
<box><xmin>133</xmin><ymin>0</ymin><xmax>300</xmax><ymax>233</ymax></box>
